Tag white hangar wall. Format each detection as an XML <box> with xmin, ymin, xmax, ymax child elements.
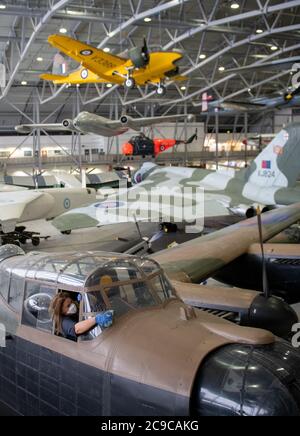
<box><xmin>0</xmin><ymin>122</ymin><xmax>255</xmax><ymax>158</ymax></box>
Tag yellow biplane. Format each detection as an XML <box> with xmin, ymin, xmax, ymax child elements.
<box><xmin>41</xmin><ymin>35</ymin><xmax>186</xmax><ymax>95</ymax></box>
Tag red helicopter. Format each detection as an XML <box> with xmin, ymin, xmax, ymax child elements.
<box><xmin>122</xmin><ymin>130</ymin><xmax>197</xmax><ymax>158</ymax></box>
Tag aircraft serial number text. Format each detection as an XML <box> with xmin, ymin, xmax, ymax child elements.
<box><xmin>258</xmin><ymin>170</ymin><xmax>276</xmax><ymax>178</ymax></box>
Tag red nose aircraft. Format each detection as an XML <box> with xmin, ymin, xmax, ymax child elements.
<box><xmin>122</xmin><ymin>130</ymin><xmax>197</xmax><ymax>158</ymax></box>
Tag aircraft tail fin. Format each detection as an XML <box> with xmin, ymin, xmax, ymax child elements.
<box><xmin>244</xmin><ymin>123</ymin><xmax>300</xmax><ymax>188</ymax></box>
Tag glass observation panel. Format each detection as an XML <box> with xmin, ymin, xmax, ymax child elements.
<box><xmin>81</xmin><ymin>257</ymin><xmax>174</xmax><ymax>341</ymax></box>
<box><xmin>0</xmin><ymin>248</ymin><xmax>175</xmax><ymax>342</ymax></box>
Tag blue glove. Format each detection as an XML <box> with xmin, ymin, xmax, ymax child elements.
<box><xmin>96</xmin><ymin>310</ymin><xmax>114</xmax><ymax>329</ymax></box>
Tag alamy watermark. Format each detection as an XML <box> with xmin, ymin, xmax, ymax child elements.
<box><xmin>292</xmin><ymin>323</ymin><xmax>300</xmax><ymax>349</ymax></box>
<box><xmin>292</xmin><ymin>63</ymin><xmax>300</xmax><ymax>89</ymax></box>
<box><xmin>95</xmin><ymin>185</ymin><xmax>205</xmax><ymax>233</ymax></box>
<box><xmin>0</xmin><ymin>322</ymin><xmax>6</xmax><ymax>348</ymax></box>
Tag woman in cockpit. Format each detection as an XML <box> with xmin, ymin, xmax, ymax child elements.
<box><xmin>50</xmin><ymin>292</ymin><xmax>113</xmax><ymax>342</ymax></box>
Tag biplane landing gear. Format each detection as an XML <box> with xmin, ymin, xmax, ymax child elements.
<box><xmin>0</xmin><ymin>226</ymin><xmax>50</xmax><ymax>247</ymax></box>
<box><xmin>125</xmin><ymin>77</ymin><xmax>136</xmax><ymax>90</ymax></box>
<box><xmin>156</xmin><ymin>84</ymin><xmax>166</xmax><ymax>96</ymax></box>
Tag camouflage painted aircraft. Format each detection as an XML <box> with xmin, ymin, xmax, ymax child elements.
<box><xmin>15</xmin><ymin>111</ymin><xmax>193</xmax><ymax>138</ymax></box>
<box><xmin>1</xmin><ymin>205</ymin><xmax>300</xmax><ymax>416</ymax></box>
<box><xmin>53</xmin><ymin>122</ymin><xmax>300</xmax><ymax>233</ymax></box>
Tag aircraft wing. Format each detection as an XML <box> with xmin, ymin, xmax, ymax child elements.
<box><xmin>153</xmin><ymin>203</ymin><xmax>300</xmax><ymax>283</ymax></box>
<box><xmin>124</xmin><ymin>113</ymin><xmax>194</xmax><ymax>131</ymax></box>
<box><xmin>47</xmin><ymin>35</ymin><xmax>125</xmax><ymax>80</ymax></box>
<box><xmin>52</xmin><ymin>167</ymin><xmax>231</xmax><ymax>232</ymax></box>
<box><xmin>0</xmin><ymin>191</ymin><xmax>45</xmax><ymax>233</ymax></box>
<box><xmin>15</xmin><ymin>123</ymin><xmax>67</xmax><ymax>134</ymax></box>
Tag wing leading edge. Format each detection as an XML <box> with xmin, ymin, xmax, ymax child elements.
<box><xmin>153</xmin><ymin>203</ymin><xmax>300</xmax><ymax>283</ymax></box>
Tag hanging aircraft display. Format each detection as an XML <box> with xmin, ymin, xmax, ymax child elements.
<box><xmin>41</xmin><ymin>35</ymin><xmax>186</xmax><ymax>95</ymax></box>
<box><xmin>1</xmin><ymin>204</ymin><xmax>300</xmax><ymax>416</ymax></box>
<box><xmin>198</xmin><ymin>84</ymin><xmax>300</xmax><ymax>113</ymax></box>
<box><xmin>15</xmin><ymin>111</ymin><xmax>194</xmax><ymax>138</ymax></box>
<box><xmin>122</xmin><ymin>130</ymin><xmax>197</xmax><ymax>158</ymax></box>
<box><xmin>52</xmin><ymin>122</ymin><xmax>300</xmax><ymax>233</ymax></box>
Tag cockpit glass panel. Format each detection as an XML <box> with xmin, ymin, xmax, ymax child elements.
<box><xmin>104</xmin><ymin>282</ymin><xmax>157</xmax><ymax>316</ymax></box>
<box><xmin>0</xmin><ymin>267</ymin><xmax>10</xmax><ymax>301</ymax></box>
<box><xmin>22</xmin><ymin>282</ymin><xmax>55</xmax><ymax>333</ymax></box>
<box><xmin>85</xmin><ymin>262</ymin><xmax>142</xmax><ymax>290</ymax></box>
<box><xmin>8</xmin><ymin>272</ymin><xmax>25</xmax><ymax>311</ymax></box>
<box><xmin>64</xmin><ymin>256</ymin><xmax>97</xmax><ymax>276</ymax></box>
<box><xmin>80</xmin><ymin>317</ymin><xmax>102</xmax><ymax>342</ymax></box>
<box><xmin>149</xmin><ymin>275</ymin><xmax>173</xmax><ymax>302</ymax></box>
<box><xmin>83</xmin><ymin>291</ymin><xmax>106</xmax><ymax>314</ymax></box>
<box><xmin>135</xmin><ymin>258</ymin><xmax>160</xmax><ymax>276</ymax></box>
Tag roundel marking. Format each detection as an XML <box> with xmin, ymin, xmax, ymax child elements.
<box><xmin>64</xmin><ymin>198</ymin><xmax>71</xmax><ymax>209</ymax></box>
<box><xmin>81</xmin><ymin>69</ymin><xmax>89</xmax><ymax>79</ymax></box>
<box><xmin>80</xmin><ymin>49</ymin><xmax>93</xmax><ymax>56</ymax></box>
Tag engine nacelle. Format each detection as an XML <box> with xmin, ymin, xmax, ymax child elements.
<box><xmin>120</xmin><ymin>115</ymin><xmax>129</xmax><ymax>125</ymax></box>
<box><xmin>62</xmin><ymin>119</ymin><xmax>77</xmax><ymax>131</ymax></box>
<box><xmin>128</xmin><ymin>47</ymin><xmax>150</xmax><ymax>69</ymax></box>
<box><xmin>229</xmin><ymin>203</ymin><xmax>272</xmax><ymax>218</ymax></box>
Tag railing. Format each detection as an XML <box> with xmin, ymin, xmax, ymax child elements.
<box><xmin>0</xmin><ymin>151</ymin><xmax>259</xmax><ymax>168</ymax></box>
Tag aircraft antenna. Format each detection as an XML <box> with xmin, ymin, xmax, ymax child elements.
<box><xmin>133</xmin><ymin>214</ymin><xmax>143</xmax><ymax>241</ymax></box>
<box><xmin>257</xmin><ymin>206</ymin><xmax>271</xmax><ymax>299</ymax></box>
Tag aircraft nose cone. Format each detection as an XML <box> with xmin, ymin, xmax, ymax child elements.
<box><xmin>73</xmin><ymin>112</ymin><xmax>89</xmax><ymax>130</ymax></box>
<box><xmin>191</xmin><ymin>341</ymin><xmax>300</xmax><ymax>416</ymax></box>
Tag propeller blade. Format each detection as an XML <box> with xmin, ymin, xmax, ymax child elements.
<box><xmin>141</xmin><ymin>37</ymin><xmax>150</xmax><ymax>62</ymax></box>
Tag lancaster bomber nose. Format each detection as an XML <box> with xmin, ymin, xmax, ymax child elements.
<box><xmin>191</xmin><ymin>341</ymin><xmax>300</xmax><ymax>416</ymax></box>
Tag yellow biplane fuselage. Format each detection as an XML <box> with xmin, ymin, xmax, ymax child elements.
<box><xmin>40</xmin><ymin>35</ymin><xmax>185</xmax><ymax>90</ymax></box>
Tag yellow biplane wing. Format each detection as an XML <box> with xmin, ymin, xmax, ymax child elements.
<box><xmin>47</xmin><ymin>35</ymin><xmax>126</xmax><ymax>81</ymax></box>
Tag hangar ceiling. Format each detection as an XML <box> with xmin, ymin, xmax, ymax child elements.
<box><xmin>0</xmin><ymin>0</ymin><xmax>299</xmax><ymax>132</ymax></box>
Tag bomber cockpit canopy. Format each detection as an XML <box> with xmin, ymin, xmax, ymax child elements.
<box><xmin>0</xmin><ymin>249</ymin><xmax>174</xmax><ymax>340</ymax></box>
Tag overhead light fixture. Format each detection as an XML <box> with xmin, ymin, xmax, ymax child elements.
<box><xmin>59</xmin><ymin>28</ymin><xmax>67</xmax><ymax>34</ymax></box>
<box><xmin>252</xmin><ymin>54</ymin><xmax>268</xmax><ymax>59</ymax></box>
<box><xmin>36</xmin><ymin>57</ymin><xmax>43</xmax><ymax>62</ymax></box>
<box><xmin>219</xmin><ymin>66</ymin><xmax>225</xmax><ymax>72</ymax></box>
<box><xmin>231</xmin><ymin>2</ymin><xmax>240</xmax><ymax>9</ymax></box>
<box><xmin>180</xmin><ymin>86</ymin><xmax>187</xmax><ymax>91</ymax></box>
<box><xmin>66</xmin><ymin>9</ymin><xmax>82</xmax><ymax>15</ymax></box>
<box><xmin>199</xmin><ymin>54</ymin><xmax>207</xmax><ymax>59</ymax></box>
<box><xmin>0</xmin><ymin>4</ymin><xmax>6</xmax><ymax>9</ymax></box>
<box><xmin>248</xmin><ymin>88</ymin><xmax>252</xmax><ymax>92</ymax></box>
<box><xmin>271</xmin><ymin>45</ymin><xmax>278</xmax><ymax>51</ymax></box>
<box><xmin>106</xmin><ymin>83</ymin><xmax>113</xmax><ymax>88</ymax></box>
<box><xmin>256</xmin><ymin>29</ymin><xmax>263</xmax><ymax>34</ymax></box>
<box><xmin>103</xmin><ymin>47</ymin><xmax>110</xmax><ymax>53</ymax></box>
<box><xmin>21</xmin><ymin>81</ymin><xmax>27</xmax><ymax>86</ymax></box>
<box><xmin>144</xmin><ymin>17</ymin><xmax>152</xmax><ymax>22</ymax></box>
